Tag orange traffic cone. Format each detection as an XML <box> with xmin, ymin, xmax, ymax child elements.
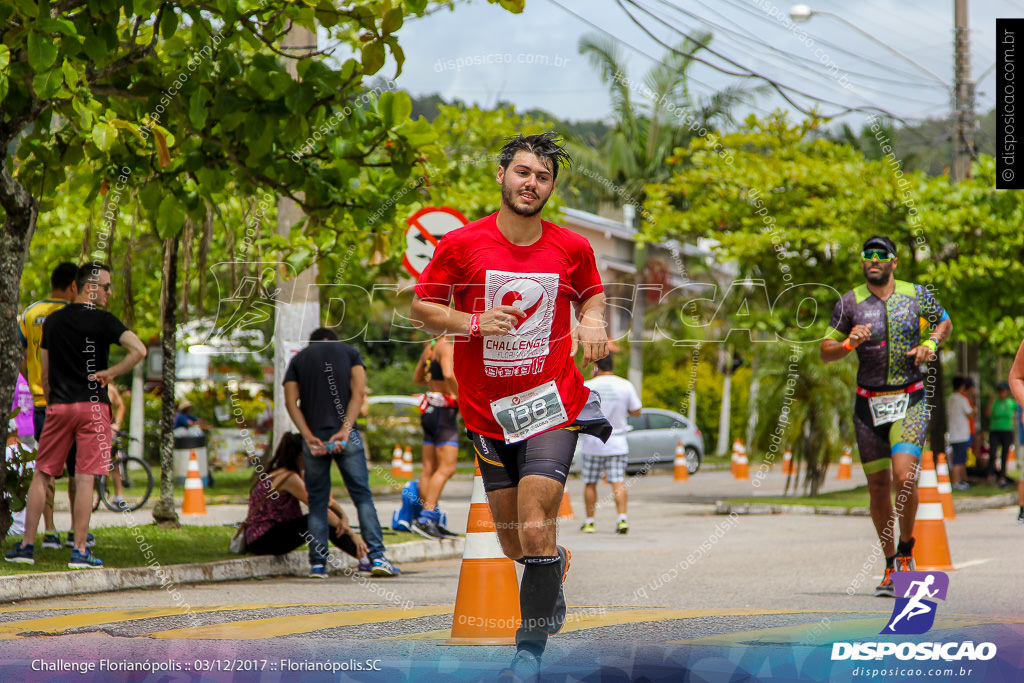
<box><xmin>182</xmin><ymin>450</ymin><xmax>207</xmax><ymax>516</ymax></box>
<box><xmin>731</xmin><ymin>439</ymin><xmax>741</xmax><ymax>477</ymax></box>
<box><xmin>935</xmin><ymin>452</ymin><xmax>956</xmax><ymax>521</ymax></box>
<box><xmin>391</xmin><ymin>444</ymin><xmax>403</xmax><ymax>479</ymax></box>
<box><xmin>446</xmin><ymin>459</ymin><xmax>520</xmax><ymax>645</ymax></box>
<box><xmin>402</xmin><ymin>446</ymin><xmax>414</xmax><ymax>480</ymax></box>
<box><xmin>558</xmin><ymin>490</ymin><xmax>575</xmax><ymax>520</ymax></box>
<box><xmin>781</xmin><ymin>449</ymin><xmax>794</xmax><ymax>475</ymax></box>
<box><xmin>836</xmin><ymin>446</ymin><xmax>852</xmax><ymax>480</ymax></box>
<box><xmin>1007</xmin><ymin>445</ymin><xmax>1018</xmax><ymax>472</ymax></box>
<box><xmin>674</xmin><ymin>440</ymin><xmax>689</xmax><ymax>481</ymax></box>
<box><xmin>911</xmin><ymin>451</ymin><xmax>954</xmax><ymax>571</ymax></box>
<box><xmin>734</xmin><ymin>441</ymin><xmax>749</xmax><ymax>480</ymax></box>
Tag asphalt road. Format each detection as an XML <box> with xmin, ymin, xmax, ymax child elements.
<box><xmin>2</xmin><ymin>470</ymin><xmax>1022</xmax><ymax>681</ymax></box>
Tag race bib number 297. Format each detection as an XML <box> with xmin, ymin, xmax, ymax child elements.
<box><xmin>490</xmin><ymin>381</ymin><xmax>569</xmax><ymax>444</ymax></box>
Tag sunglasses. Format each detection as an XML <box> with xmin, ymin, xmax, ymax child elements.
<box><xmin>90</xmin><ymin>282</ymin><xmax>112</xmax><ymax>292</ymax></box>
<box><xmin>861</xmin><ymin>249</ymin><xmax>894</xmax><ymax>262</ymax></box>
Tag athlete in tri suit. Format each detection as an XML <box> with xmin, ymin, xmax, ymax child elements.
<box><xmin>410</xmin><ymin>132</ymin><xmax>611</xmax><ymax>679</ymax></box>
<box><xmin>412</xmin><ymin>337</ymin><xmax>460</xmax><ymax>538</ymax></box>
<box><xmin>821</xmin><ymin>235</ymin><xmax>952</xmax><ymax>597</ymax></box>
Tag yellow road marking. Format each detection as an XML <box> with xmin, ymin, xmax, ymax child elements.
<box><xmin>0</xmin><ymin>605</ymin><xmax>248</xmax><ymax>640</ymax></box>
<box><xmin>148</xmin><ymin>606</ymin><xmax>455</xmax><ymax>640</ymax></box>
<box><xmin>382</xmin><ymin>608</ymin><xmax>882</xmax><ymax>641</ymax></box>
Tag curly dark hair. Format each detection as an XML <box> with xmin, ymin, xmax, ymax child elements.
<box><xmin>499</xmin><ymin>131</ymin><xmax>572</xmax><ymax>181</ymax></box>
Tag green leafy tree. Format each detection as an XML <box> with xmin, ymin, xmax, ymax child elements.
<box><xmin>0</xmin><ymin>0</ymin><xmax>522</xmax><ymax>537</ymax></box>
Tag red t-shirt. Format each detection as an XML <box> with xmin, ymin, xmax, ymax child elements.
<box><xmin>415</xmin><ymin>213</ymin><xmax>604</xmax><ymax>441</ymax></box>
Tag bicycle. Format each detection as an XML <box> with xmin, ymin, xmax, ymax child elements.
<box><xmin>93</xmin><ymin>430</ymin><xmax>154</xmax><ymax>512</ymax></box>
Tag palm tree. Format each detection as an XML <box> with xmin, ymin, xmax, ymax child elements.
<box><xmin>567</xmin><ymin>32</ymin><xmax>761</xmax><ymax>420</ymax></box>
<box><xmin>751</xmin><ymin>342</ymin><xmax>857</xmax><ymax>496</ymax></box>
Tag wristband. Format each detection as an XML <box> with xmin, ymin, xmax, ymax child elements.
<box><xmin>922</xmin><ymin>338</ymin><xmax>938</xmax><ymax>353</ymax></box>
<box><xmin>469</xmin><ymin>313</ymin><xmax>481</xmax><ymax>337</ymax></box>
<box><xmin>841</xmin><ymin>338</ymin><xmax>855</xmax><ymax>352</ymax></box>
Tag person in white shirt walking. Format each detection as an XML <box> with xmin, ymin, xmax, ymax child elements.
<box><xmin>578</xmin><ymin>354</ymin><xmax>641</xmax><ymax>534</ymax></box>
<box><xmin>946</xmin><ymin>376</ymin><xmax>974</xmax><ymax>491</ymax></box>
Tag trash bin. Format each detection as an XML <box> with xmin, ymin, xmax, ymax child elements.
<box><xmin>173</xmin><ymin>426</ymin><xmax>211</xmax><ymax>487</ymax></box>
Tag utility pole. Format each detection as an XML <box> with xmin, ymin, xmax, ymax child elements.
<box><xmin>272</xmin><ymin>26</ymin><xmax>320</xmax><ymax>451</ymax></box>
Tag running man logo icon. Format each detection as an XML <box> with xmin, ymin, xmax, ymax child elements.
<box><xmin>882</xmin><ymin>571</ymin><xmax>949</xmax><ymax>635</ymax></box>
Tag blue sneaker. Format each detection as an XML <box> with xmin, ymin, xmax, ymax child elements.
<box><xmin>371</xmin><ymin>557</ymin><xmax>401</xmax><ymax>577</ymax></box>
<box><xmin>5</xmin><ymin>542</ymin><xmax>34</xmax><ymax>564</ymax></box>
<box><xmin>68</xmin><ymin>548</ymin><xmax>103</xmax><ymax>569</ymax></box>
<box><xmin>41</xmin><ymin>531</ymin><xmax>62</xmax><ymax>549</ymax></box>
<box><xmin>309</xmin><ymin>564</ymin><xmax>328</xmax><ymax>579</ymax></box>
<box><xmin>66</xmin><ymin>532</ymin><xmax>96</xmax><ymax>548</ymax></box>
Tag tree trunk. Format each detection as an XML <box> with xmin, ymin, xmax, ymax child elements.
<box><xmin>0</xmin><ymin>161</ymin><xmax>39</xmax><ymax>543</ymax></box>
<box><xmin>152</xmin><ymin>237</ymin><xmax>181</xmax><ymax>527</ymax></box>
<box><xmin>716</xmin><ymin>346</ymin><xmax>732</xmax><ymax>456</ymax></box>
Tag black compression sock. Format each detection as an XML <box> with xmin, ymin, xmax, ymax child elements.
<box><xmin>896</xmin><ymin>538</ymin><xmax>915</xmax><ymax>556</ymax></box>
<box><xmin>516</xmin><ymin>555</ymin><xmax>560</xmax><ymax>656</ymax></box>
<box><xmin>885</xmin><ymin>554</ymin><xmax>896</xmax><ymax>569</ymax></box>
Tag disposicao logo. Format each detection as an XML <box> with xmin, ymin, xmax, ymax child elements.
<box><xmin>831</xmin><ymin>571</ymin><xmax>998</xmax><ymax>662</ymax></box>
<box><xmin>883</xmin><ymin>571</ymin><xmax>948</xmax><ymax>635</ymax></box>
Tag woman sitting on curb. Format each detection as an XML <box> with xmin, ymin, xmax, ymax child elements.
<box><xmin>245</xmin><ymin>432</ymin><xmax>368</xmax><ymax>572</ymax></box>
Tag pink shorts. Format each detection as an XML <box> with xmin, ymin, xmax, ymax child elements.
<box><xmin>37</xmin><ymin>402</ymin><xmax>112</xmax><ymax>477</ymax></box>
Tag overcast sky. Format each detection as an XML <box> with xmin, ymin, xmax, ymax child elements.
<box><xmin>374</xmin><ymin>0</ymin><xmax>1009</xmax><ymax>131</ymax></box>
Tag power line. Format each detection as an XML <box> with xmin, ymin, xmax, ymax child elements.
<box><xmin>616</xmin><ymin>0</ymin><xmax>920</xmax><ymax>123</ymax></box>
<box><xmin>544</xmin><ymin>0</ymin><xmax>778</xmax><ymax>119</ymax></box>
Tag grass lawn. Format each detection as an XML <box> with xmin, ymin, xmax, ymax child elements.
<box><xmin>727</xmin><ymin>480</ymin><xmax>1015</xmax><ymax>508</ymax></box>
<box><xmin>0</xmin><ymin>525</ymin><xmax>424</xmax><ymax>577</ymax></box>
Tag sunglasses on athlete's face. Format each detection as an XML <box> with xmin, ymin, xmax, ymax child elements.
<box><xmin>861</xmin><ymin>249</ymin><xmax>895</xmax><ymax>262</ymax></box>
<box><xmin>89</xmin><ymin>281</ymin><xmax>112</xmax><ymax>292</ymax></box>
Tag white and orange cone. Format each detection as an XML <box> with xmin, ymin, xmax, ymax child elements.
<box><xmin>446</xmin><ymin>459</ymin><xmax>520</xmax><ymax>645</ymax></box>
<box><xmin>935</xmin><ymin>452</ymin><xmax>956</xmax><ymax>521</ymax></box>
<box><xmin>558</xmin><ymin>490</ymin><xmax>575</xmax><ymax>520</ymax></box>
<box><xmin>182</xmin><ymin>450</ymin><xmax>207</xmax><ymax>516</ymax></box>
<box><xmin>781</xmin><ymin>448</ymin><xmax>794</xmax><ymax>475</ymax></box>
<box><xmin>391</xmin><ymin>444</ymin><xmax>404</xmax><ymax>479</ymax></box>
<box><xmin>734</xmin><ymin>440</ymin><xmax>749</xmax><ymax>480</ymax></box>
<box><xmin>674</xmin><ymin>440</ymin><xmax>689</xmax><ymax>482</ymax></box>
<box><xmin>731</xmin><ymin>439</ymin><xmax>741</xmax><ymax>477</ymax></box>
<box><xmin>1007</xmin><ymin>445</ymin><xmax>1018</xmax><ymax>472</ymax></box>
<box><xmin>401</xmin><ymin>446</ymin><xmax>414</xmax><ymax>480</ymax></box>
<box><xmin>836</xmin><ymin>446</ymin><xmax>852</xmax><ymax>480</ymax></box>
<box><xmin>911</xmin><ymin>451</ymin><xmax>954</xmax><ymax>571</ymax></box>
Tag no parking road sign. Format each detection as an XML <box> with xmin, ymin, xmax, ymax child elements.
<box><xmin>402</xmin><ymin>206</ymin><xmax>469</xmax><ymax>278</ymax></box>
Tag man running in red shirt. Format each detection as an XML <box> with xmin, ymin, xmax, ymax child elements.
<box><xmin>411</xmin><ymin>132</ymin><xmax>610</xmax><ymax>679</ymax></box>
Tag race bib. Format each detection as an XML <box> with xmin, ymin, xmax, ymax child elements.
<box><xmin>490</xmin><ymin>381</ymin><xmax>568</xmax><ymax>444</ymax></box>
<box><xmin>869</xmin><ymin>393</ymin><xmax>910</xmax><ymax>426</ymax></box>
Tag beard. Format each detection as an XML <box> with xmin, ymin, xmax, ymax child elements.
<box><xmin>863</xmin><ymin>262</ymin><xmax>893</xmax><ymax>285</ymax></box>
<box><xmin>501</xmin><ymin>179</ymin><xmax>549</xmax><ymax>217</ymax></box>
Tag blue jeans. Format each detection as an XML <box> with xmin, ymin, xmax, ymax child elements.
<box><xmin>303</xmin><ymin>427</ymin><xmax>385</xmax><ymax>564</ymax></box>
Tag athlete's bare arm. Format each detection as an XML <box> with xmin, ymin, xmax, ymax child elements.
<box><xmin>577</xmin><ymin>292</ymin><xmax>608</xmax><ymax>366</ymax></box>
<box><xmin>820</xmin><ymin>324</ymin><xmax>872</xmax><ymax>363</ymax></box>
<box><xmin>906</xmin><ymin>318</ymin><xmax>952</xmax><ymax>364</ymax></box>
<box><xmin>410</xmin><ymin>295</ymin><xmax>526</xmax><ymax>337</ymax></box>
<box><xmin>1009</xmin><ymin>339</ymin><xmax>1024</xmax><ymax>407</ymax></box>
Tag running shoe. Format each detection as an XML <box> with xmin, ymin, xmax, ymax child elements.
<box><xmin>371</xmin><ymin>557</ymin><xmax>401</xmax><ymax>577</ymax></box>
<box><xmin>68</xmin><ymin>548</ymin><xmax>103</xmax><ymax>569</ymax></box>
<box><xmin>437</xmin><ymin>524</ymin><xmax>461</xmax><ymax>538</ymax></box>
<box><xmin>65</xmin><ymin>532</ymin><xmax>96</xmax><ymax>548</ymax></box>
<box><xmin>41</xmin><ymin>531</ymin><xmax>62</xmax><ymax>549</ymax></box>
<box><xmin>1017</xmin><ymin>508</ymin><xmax>1024</xmax><ymax>525</ymax></box>
<box><xmin>503</xmin><ymin>649</ymin><xmax>540</xmax><ymax>682</ymax></box>
<box><xmin>616</xmin><ymin>520</ymin><xmax>629</xmax><ymax>535</ymax></box>
<box><xmin>875</xmin><ymin>566</ymin><xmax>896</xmax><ymax>597</ymax></box>
<box><xmin>412</xmin><ymin>517</ymin><xmax>445</xmax><ymax>540</ymax></box>
<box><xmin>580</xmin><ymin>521</ymin><xmax>595</xmax><ymax>533</ymax></box>
<box><xmin>895</xmin><ymin>554</ymin><xmax>916</xmax><ymax>573</ymax></box>
<box><xmin>309</xmin><ymin>564</ymin><xmax>328</xmax><ymax>579</ymax></box>
<box><xmin>549</xmin><ymin>545</ymin><xmax>571</xmax><ymax>635</ymax></box>
<box><xmin>4</xmin><ymin>542</ymin><xmax>34</xmax><ymax>565</ymax></box>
